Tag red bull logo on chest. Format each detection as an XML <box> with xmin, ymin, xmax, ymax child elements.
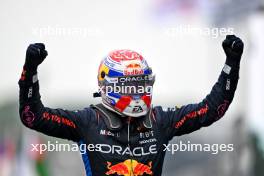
<box><xmin>106</xmin><ymin>159</ymin><xmax>153</xmax><ymax>176</ymax></box>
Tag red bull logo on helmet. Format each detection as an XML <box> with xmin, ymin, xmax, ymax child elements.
<box><xmin>106</xmin><ymin>159</ymin><xmax>153</xmax><ymax>176</ymax></box>
<box><xmin>123</xmin><ymin>61</ymin><xmax>144</xmax><ymax>76</ymax></box>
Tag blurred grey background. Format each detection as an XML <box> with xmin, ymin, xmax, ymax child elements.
<box><xmin>0</xmin><ymin>0</ymin><xmax>264</xmax><ymax>175</ymax></box>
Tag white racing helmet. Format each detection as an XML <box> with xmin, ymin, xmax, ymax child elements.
<box><xmin>97</xmin><ymin>50</ymin><xmax>155</xmax><ymax>117</ymax></box>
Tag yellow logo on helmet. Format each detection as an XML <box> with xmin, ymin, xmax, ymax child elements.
<box><xmin>98</xmin><ymin>63</ymin><xmax>110</xmax><ymax>81</ymax></box>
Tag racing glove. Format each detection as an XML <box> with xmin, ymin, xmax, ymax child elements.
<box><xmin>222</xmin><ymin>35</ymin><xmax>244</xmax><ymax>68</ymax></box>
<box><xmin>23</xmin><ymin>43</ymin><xmax>48</xmax><ymax>73</ymax></box>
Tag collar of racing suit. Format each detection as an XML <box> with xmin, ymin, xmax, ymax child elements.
<box><xmin>90</xmin><ymin>103</ymin><xmax>153</xmax><ymax>131</ymax></box>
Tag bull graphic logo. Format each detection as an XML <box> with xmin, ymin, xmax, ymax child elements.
<box><xmin>106</xmin><ymin>159</ymin><xmax>153</xmax><ymax>176</ymax></box>
<box><xmin>125</xmin><ymin>63</ymin><xmax>141</xmax><ymax>69</ymax></box>
<box><xmin>124</xmin><ymin>62</ymin><xmax>144</xmax><ymax>76</ymax></box>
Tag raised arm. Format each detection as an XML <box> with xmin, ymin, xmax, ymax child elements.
<box><xmin>18</xmin><ymin>43</ymin><xmax>92</xmax><ymax>142</ymax></box>
<box><xmin>156</xmin><ymin>35</ymin><xmax>244</xmax><ymax>139</ymax></box>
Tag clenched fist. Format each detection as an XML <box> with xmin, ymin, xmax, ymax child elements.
<box><xmin>222</xmin><ymin>35</ymin><xmax>244</xmax><ymax>67</ymax></box>
<box><xmin>24</xmin><ymin>43</ymin><xmax>48</xmax><ymax>72</ymax></box>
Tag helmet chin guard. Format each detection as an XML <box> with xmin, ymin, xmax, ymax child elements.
<box><xmin>97</xmin><ymin>50</ymin><xmax>155</xmax><ymax>118</ymax></box>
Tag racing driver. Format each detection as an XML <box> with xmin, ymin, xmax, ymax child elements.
<box><xmin>19</xmin><ymin>35</ymin><xmax>244</xmax><ymax>176</ymax></box>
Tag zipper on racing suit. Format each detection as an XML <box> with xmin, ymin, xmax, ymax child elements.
<box><xmin>127</xmin><ymin>117</ymin><xmax>134</xmax><ymax>176</ymax></box>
